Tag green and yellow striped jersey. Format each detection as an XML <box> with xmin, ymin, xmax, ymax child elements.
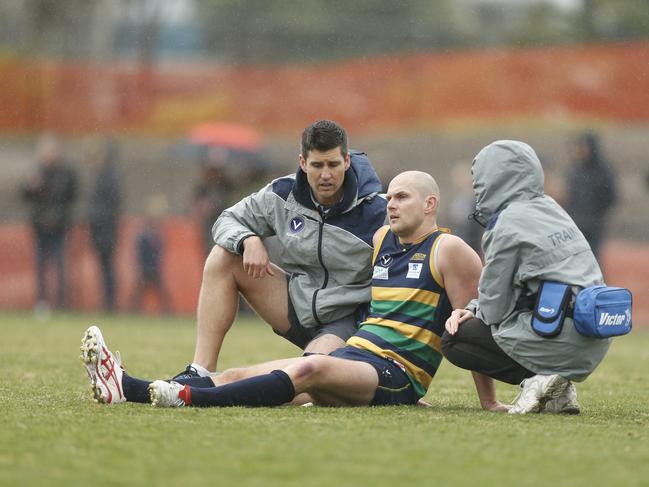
<box><xmin>348</xmin><ymin>226</ymin><xmax>453</xmax><ymax>397</ymax></box>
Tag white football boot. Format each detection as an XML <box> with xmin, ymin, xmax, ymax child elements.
<box><xmin>542</xmin><ymin>381</ymin><xmax>580</xmax><ymax>414</ymax></box>
<box><xmin>508</xmin><ymin>374</ymin><xmax>569</xmax><ymax>414</ymax></box>
<box><xmin>80</xmin><ymin>325</ymin><xmax>126</xmax><ymax>404</ymax></box>
<box><xmin>149</xmin><ymin>380</ymin><xmax>190</xmax><ymax>408</ymax></box>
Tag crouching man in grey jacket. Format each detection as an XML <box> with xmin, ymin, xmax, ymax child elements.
<box><xmin>442</xmin><ymin>140</ymin><xmax>611</xmax><ymax>415</ymax></box>
<box><xmin>173</xmin><ymin>120</ymin><xmax>387</xmax><ymax>381</ymax></box>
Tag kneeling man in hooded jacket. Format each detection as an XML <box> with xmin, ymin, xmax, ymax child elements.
<box><xmin>442</xmin><ymin>140</ymin><xmax>610</xmax><ymax>414</ymax></box>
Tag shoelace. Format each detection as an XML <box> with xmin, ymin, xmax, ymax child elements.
<box><xmin>173</xmin><ymin>365</ymin><xmax>198</xmax><ymax>379</ymax></box>
<box><xmin>510</xmin><ymin>379</ymin><xmax>528</xmax><ymax>406</ymax></box>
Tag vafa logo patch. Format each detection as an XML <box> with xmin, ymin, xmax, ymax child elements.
<box><xmin>289</xmin><ymin>217</ymin><xmax>305</xmax><ymax>234</ymax></box>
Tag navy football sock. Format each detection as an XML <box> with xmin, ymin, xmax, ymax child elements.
<box><xmin>188</xmin><ymin>370</ymin><xmax>296</xmax><ymax>407</ymax></box>
<box><xmin>121</xmin><ymin>374</ymin><xmax>215</xmax><ymax>404</ymax></box>
<box><xmin>121</xmin><ymin>373</ymin><xmax>152</xmax><ymax>403</ymax></box>
<box><xmin>171</xmin><ymin>376</ymin><xmax>215</xmax><ymax>388</ymax></box>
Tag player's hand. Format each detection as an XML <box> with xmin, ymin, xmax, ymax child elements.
<box><xmin>482</xmin><ymin>400</ymin><xmax>511</xmax><ymax>413</ymax></box>
<box><xmin>445</xmin><ymin>308</ymin><xmax>474</xmax><ymax>335</ymax></box>
<box><xmin>242</xmin><ymin>236</ymin><xmax>275</xmax><ymax>278</ymax></box>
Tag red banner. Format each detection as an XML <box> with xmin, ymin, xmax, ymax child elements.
<box><xmin>1</xmin><ymin>42</ymin><xmax>648</xmax><ymax>135</ymax></box>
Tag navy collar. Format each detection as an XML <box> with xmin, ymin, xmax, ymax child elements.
<box><xmin>292</xmin><ymin>167</ymin><xmax>358</xmax><ymax>218</ymax></box>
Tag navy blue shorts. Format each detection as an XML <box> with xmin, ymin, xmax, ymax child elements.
<box><xmin>275</xmin><ymin>275</ymin><xmax>359</xmax><ymax>349</ymax></box>
<box><xmin>329</xmin><ymin>346</ymin><xmax>419</xmax><ymax>406</ymax></box>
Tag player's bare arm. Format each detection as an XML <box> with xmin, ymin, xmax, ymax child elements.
<box><xmin>436</xmin><ymin>234</ymin><xmax>481</xmax><ymax>310</ymax></box>
<box><xmin>437</xmin><ymin>234</ymin><xmax>508</xmax><ymax>412</ymax></box>
<box><xmin>440</xmin><ymin>236</ymin><xmax>479</xmax><ymax>335</ymax></box>
<box><xmin>372</xmin><ymin>225</ymin><xmax>390</xmax><ymax>248</ymax></box>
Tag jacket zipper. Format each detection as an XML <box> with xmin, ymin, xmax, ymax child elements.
<box><xmin>311</xmin><ymin>217</ymin><xmax>329</xmax><ymax>326</ymax></box>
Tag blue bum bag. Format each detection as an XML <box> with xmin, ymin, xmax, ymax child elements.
<box><xmin>573</xmin><ymin>285</ymin><xmax>633</xmax><ymax>338</ymax></box>
<box><xmin>530</xmin><ymin>282</ymin><xmax>632</xmax><ymax>338</ymax></box>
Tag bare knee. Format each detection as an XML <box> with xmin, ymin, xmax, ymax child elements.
<box><xmin>289</xmin><ymin>355</ymin><xmax>328</xmax><ymax>385</ymax></box>
<box><xmin>204</xmin><ymin>245</ymin><xmax>239</xmax><ymax>279</ymax></box>
<box><xmin>217</xmin><ymin>367</ymin><xmax>248</xmax><ymax>385</ymax></box>
<box><xmin>305</xmin><ymin>334</ymin><xmax>346</xmax><ymax>355</ymax></box>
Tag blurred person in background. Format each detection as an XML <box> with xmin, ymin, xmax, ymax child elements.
<box><xmin>446</xmin><ymin>162</ymin><xmax>482</xmax><ymax>254</ymax></box>
<box><xmin>565</xmin><ymin>131</ymin><xmax>617</xmax><ymax>262</ymax></box>
<box><xmin>130</xmin><ymin>194</ymin><xmax>171</xmax><ymax>315</ymax></box>
<box><xmin>21</xmin><ymin>134</ymin><xmax>78</xmax><ymax>313</ymax></box>
<box><xmin>536</xmin><ymin>151</ymin><xmax>565</xmax><ymax>205</ymax></box>
<box><xmin>87</xmin><ymin>138</ymin><xmax>122</xmax><ymax>313</ymax></box>
<box><xmin>192</xmin><ymin>149</ymin><xmax>232</xmax><ymax>258</ymax></box>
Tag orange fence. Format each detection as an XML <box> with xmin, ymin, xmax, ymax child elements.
<box><xmin>0</xmin><ymin>220</ymin><xmax>647</xmax><ymax>326</ymax></box>
<box><xmin>0</xmin><ymin>218</ymin><xmax>204</xmax><ymax>315</ymax></box>
<box><xmin>1</xmin><ymin>42</ymin><xmax>649</xmax><ymax>135</ymax></box>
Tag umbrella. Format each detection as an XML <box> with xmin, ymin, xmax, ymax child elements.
<box><xmin>188</xmin><ymin>122</ymin><xmax>263</xmax><ymax>152</ymax></box>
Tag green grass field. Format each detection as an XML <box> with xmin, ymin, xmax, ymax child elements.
<box><xmin>1</xmin><ymin>311</ymin><xmax>647</xmax><ymax>487</ymax></box>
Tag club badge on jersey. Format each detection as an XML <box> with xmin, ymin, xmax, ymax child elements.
<box><xmin>406</xmin><ymin>262</ymin><xmax>423</xmax><ymax>279</ymax></box>
<box><xmin>373</xmin><ymin>253</ymin><xmax>392</xmax><ymax>280</ymax></box>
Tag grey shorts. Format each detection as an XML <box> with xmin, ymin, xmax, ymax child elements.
<box><xmin>275</xmin><ymin>279</ymin><xmax>359</xmax><ymax>349</ymax></box>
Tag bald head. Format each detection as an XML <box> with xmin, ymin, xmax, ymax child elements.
<box><xmin>386</xmin><ymin>171</ymin><xmax>440</xmax><ymax>242</ymax></box>
<box><xmin>389</xmin><ymin>171</ymin><xmax>440</xmax><ymax>202</ymax></box>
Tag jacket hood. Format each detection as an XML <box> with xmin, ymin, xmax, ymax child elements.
<box><xmin>293</xmin><ymin>150</ymin><xmax>382</xmax><ymax>216</ymax></box>
<box><xmin>348</xmin><ymin>150</ymin><xmax>383</xmax><ymax>198</ymax></box>
<box><xmin>471</xmin><ymin>140</ymin><xmax>544</xmax><ymax>226</ymax></box>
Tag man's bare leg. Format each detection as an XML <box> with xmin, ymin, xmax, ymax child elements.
<box><xmin>209</xmin><ymin>354</ymin><xmax>378</xmax><ymax>406</ymax></box>
<box><xmin>212</xmin><ymin>333</ymin><xmax>349</xmax><ymax>386</ymax></box>
<box><xmin>151</xmin><ymin>354</ymin><xmax>378</xmax><ymax>408</ymax></box>
<box><xmin>213</xmin><ymin>357</ymin><xmax>302</xmax><ymax>386</ymax></box>
<box><xmin>212</xmin><ymin>357</ymin><xmax>314</xmax><ymax>405</ymax></box>
<box><xmin>283</xmin><ymin>354</ymin><xmax>379</xmax><ymax>406</ymax></box>
<box><xmin>304</xmin><ymin>334</ymin><xmax>346</xmax><ymax>354</ymax></box>
<box><xmin>192</xmin><ymin>246</ymin><xmax>292</xmax><ymax>372</ymax></box>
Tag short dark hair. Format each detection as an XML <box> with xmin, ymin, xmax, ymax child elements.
<box><xmin>301</xmin><ymin>120</ymin><xmax>347</xmax><ymax>158</ymax></box>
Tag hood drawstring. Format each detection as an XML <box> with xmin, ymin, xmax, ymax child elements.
<box><xmin>469</xmin><ymin>209</ymin><xmax>487</xmax><ymax>228</ymax></box>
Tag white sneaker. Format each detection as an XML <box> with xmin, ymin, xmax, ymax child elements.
<box><xmin>542</xmin><ymin>382</ymin><xmax>580</xmax><ymax>414</ymax></box>
<box><xmin>149</xmin><ymin>380</ymin><xmax>190</xmax><ymax>408</ymax></box>
<box><xmin>508</xmin><ymin>374</ymin><xmax>569</xmax><ymax>414</ymax></box>
<box><xmin>80</xmin><ymin>325</ymin><xmax>126</xmax><ymax>404</ymax></box>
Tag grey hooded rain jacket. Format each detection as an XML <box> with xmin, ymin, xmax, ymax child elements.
<box><xmin>470</xmin><ymin>140</ymin><xmax>610</xmax><ymax>382</ymax></box>
<box><xmin>212</xmin><ymin>151</ymin><xmax>387</xmax><ymax>329</ymax></box>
